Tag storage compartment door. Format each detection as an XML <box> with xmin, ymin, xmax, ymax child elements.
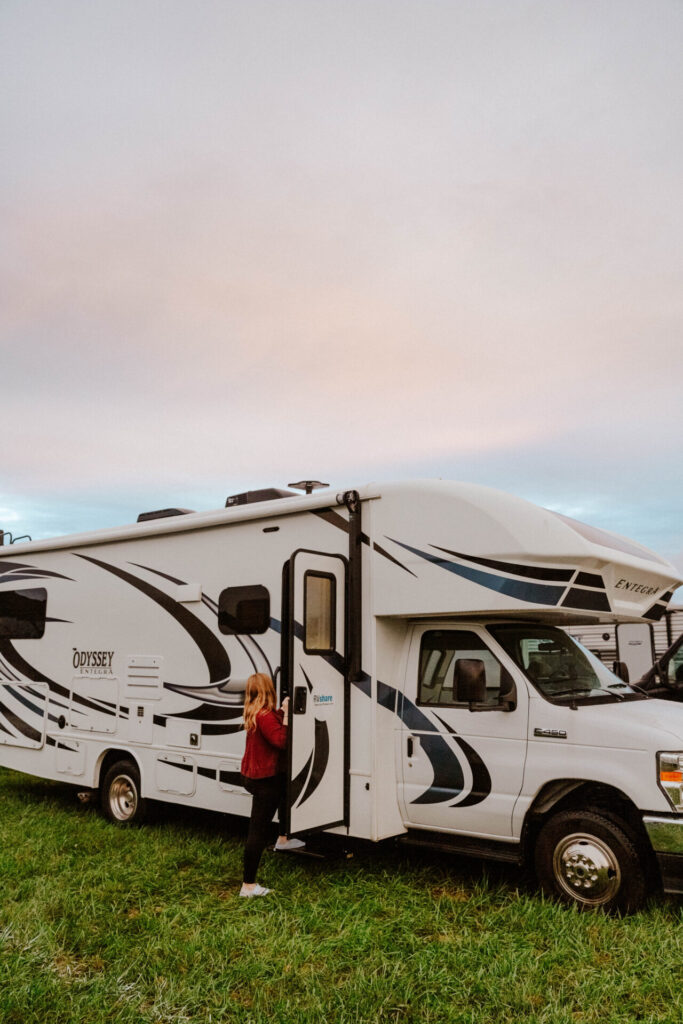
<box><xmin>0</xmin><ymin>683</ymin><xmax>48</xmax><ymax>749</ymax></box>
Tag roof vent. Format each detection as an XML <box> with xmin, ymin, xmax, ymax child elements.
<box><xmin>137</xmin><ymin>508</ymin><xmax>195</xmax><ymax>523</ymax></box>
<box><xmin>225</xmin><ymin>488</ymin><xmax>296</xmax><ymax>508</ymax></box>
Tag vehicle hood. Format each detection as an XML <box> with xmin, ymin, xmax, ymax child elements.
<box><xmin>529</xmin><ymin>695</ymin><xmax>683</xmax><ymax>750</ymax></box>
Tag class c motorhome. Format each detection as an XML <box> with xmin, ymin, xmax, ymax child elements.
<box><xmin>1</xmin><ymin>479</ymin><xmax>682</xmax><ymax>913</ymax></box>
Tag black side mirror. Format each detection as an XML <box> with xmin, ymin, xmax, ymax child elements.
<box><xmin>498</xmin><ymin>667</ymin><xmax>517</xmax><ymax>711</ymax></box>
<box><xmin>612</xmin><ymin>661</ymin><xmax>630</xmax><ymax>683</ymax></box>
<box><xmin>454</xmin><ymin>658</ymin><xmax>486</xmax><ymax>707</ymax></box>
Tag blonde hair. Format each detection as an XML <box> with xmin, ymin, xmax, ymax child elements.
<box><xmin>243</xmin><ymin>673</ymin><xmax>277</xmax><ymax>733</ymax></box>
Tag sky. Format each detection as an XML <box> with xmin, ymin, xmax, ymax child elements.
<box><xmin>1</xmin><ymin>1</ymin><xmax>682</xmax><ymax>590</ymax></box>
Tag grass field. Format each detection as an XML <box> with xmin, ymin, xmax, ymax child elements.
<box><xmin>1</xmin><ymin>769</ymin><xmax>682</xmax><ymax>1024</ymax></box>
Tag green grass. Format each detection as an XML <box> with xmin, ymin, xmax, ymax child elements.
<box><xmin>1</xmin><ymin>769</ymin><xmax>682</xmax><ymax>1023</ymax></box>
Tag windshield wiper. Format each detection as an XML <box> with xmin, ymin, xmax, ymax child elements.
<box><xmin>609</xmin><ymin>680</ymin><xmax>649</xmax><ymax>697</ymax></box>
<box><xmin>551</xmin><ymin>686</ymin><xmax>624</xmax><ymax>701</ymax></box>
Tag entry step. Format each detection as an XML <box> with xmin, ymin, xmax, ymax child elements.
<box><xmin>271</xmin><ymin>835</ymin><xmax>354</xmax><ymax>861</ymax></box>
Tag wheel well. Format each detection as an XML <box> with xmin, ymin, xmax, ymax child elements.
<box><xmin>522</xmin><ymin>780</ymin><xmax>652</xmax><ymax>866</ymax></box>
<box><xmin>96</xmin><ymin>749</ymin><xmax>140</xmax><ymax>789</ymax></box>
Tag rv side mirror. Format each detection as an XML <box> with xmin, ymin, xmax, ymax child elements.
<box><xmin>612</xmin><ymin>661</ymin><xmax>630</xmax><ymax>683</ymax></box>
<box><xmin>453</xmin><ymin>658</ymin><xmax>486</xmax><ymax>708</ymax></box>
<box><xmin>498</xmin><ymin>667</ymin><xmax>517</xmax><ymax>711</ymax></box>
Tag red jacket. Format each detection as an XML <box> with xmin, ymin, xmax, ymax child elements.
<box><xmin>241</xmin><ymin>708</ymin><xmax>288</xmax><ymax>779</ymax></box>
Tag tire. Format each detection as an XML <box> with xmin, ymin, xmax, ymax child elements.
<box><xmin>534</xmin><ymin>809</ymin><xmax>648</xmax><ymax>914</ymax></box>
<box><xmin>100</xmin><ymin>759</ymin><xmax>147</xmax><ymax>825</ymax></box>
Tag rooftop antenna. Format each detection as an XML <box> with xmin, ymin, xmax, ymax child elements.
<box><xmin>288</xmin><ymin>480</ymin><xmax>329</xmax><ymax>496</ymax></box>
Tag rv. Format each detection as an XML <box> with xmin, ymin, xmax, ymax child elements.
<box><xmin>565</xmin><ymin>607</ymin><xmax>683</xmax><ymax>684</ymax></box>
<box><xmin>1</xmin><ymin>479</ymin><xmax>683</xmax><ymax>913</ymax></box>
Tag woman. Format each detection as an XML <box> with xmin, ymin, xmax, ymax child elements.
<box><xmin>239</xmin><ymin>672</ymin><xmax>305</xmax><ymax>897</ymax></box>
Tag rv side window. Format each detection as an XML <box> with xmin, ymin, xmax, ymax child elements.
<box><xmin>0</xmin><ymin>587</ymin><xmax>47</xmax><ymax>639</ymax></box>
<box><xmin>304</xmin><ymin>572</ymin><xmax>336</xmax><ymax>654</ymax></box>
<box><xmin>218</xmin><ymin>585</ymin><xmax>270</xmax><ymax>635</ymax></box>
<box><xmin>418</xmin><ymin>630</ymin><xmax>504</xmax><ymax>707</ymax></box>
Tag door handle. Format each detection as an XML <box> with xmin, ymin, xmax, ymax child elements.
<box><xmin>293</xmin><ymin>686</ymin><xmax>307</xmax><ymax>715</ymax></box>
<box><xmin>407</xmin><ymin>736</ymin><xmax>413</xmax><ymax>758</ymax></box>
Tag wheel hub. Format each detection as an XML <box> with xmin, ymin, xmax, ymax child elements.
<box><xmin>553</xmin><ymin>832</ymin><xmax>621</xmax><ymax>906</ymax></box>
<box><xmin>109</xmin><ymin>774</ymin><xmax>138</xmax><ymax>821</ymax></box>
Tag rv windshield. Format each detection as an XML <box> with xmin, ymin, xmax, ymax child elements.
<box><xmin>487</xmin><ymin>624</ymin><xmax>644</xmax><ymax>705</ymax></box>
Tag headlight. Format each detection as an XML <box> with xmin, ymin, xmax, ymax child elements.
<box><xmin>658</xmin><ymin>752</ymin><xmax>683</xmax><ymax>810</ymax></box>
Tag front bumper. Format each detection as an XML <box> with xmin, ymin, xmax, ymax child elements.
<box><xmin>643</xmin><ymin>815</ymin><xmax>683</xmax><ymax>895</ymax></box>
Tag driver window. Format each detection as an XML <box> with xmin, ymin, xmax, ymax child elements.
<box><xmin>418</xmin><ymin>630</ymin><xmax>505</xmax><ymax>707</ymax></box>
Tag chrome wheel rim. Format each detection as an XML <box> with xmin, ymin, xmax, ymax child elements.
<box><xmin>552</xmin><ymin>832</ymin><xmax>621</xmax><ymax>906</ymax></box>
<box><xmin>109</xmin><ymin>774</ymin><xmax>138</xmax><ymax>821</ymax></box>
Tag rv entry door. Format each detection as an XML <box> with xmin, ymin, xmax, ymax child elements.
<box><xmin>285</xmin><ymin>550</ymin><xmax>348</xmax><ymax>835</ymax></box>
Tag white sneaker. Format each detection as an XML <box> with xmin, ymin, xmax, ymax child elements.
<box><xmin>239</xmin><ymin>883</ymin><xmax>272</xmax><ymax>898</ymax></box>
<box><xmin>274</xmin><ymin>837</ymin><xmax>306</xmax><ymax>852</ymax></box>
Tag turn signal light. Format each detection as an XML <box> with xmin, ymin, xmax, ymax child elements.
<box><xmin>660</xmin><ymin>771</ymin><xmax>683</xmax><ymax>783</ymax></box>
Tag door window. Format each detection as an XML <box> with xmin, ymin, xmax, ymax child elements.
<box><xmin>303</xmin><ymin>571</ymin><xmax>336</xmax><ymax>654</ymax></box>
<box><xmin>418</xmin><ymin>630</ymin><xmax>505</xmax><ymax>707</ymax></box>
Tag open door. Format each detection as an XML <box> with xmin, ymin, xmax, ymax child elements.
<box><xmin>285</xmin><ymin>549</ymin><xmax>348</xmax><ymax>835</ymax></box>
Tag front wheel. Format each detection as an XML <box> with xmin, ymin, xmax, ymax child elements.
<box><xmin>534</xmin><ymin>809</ymin><xmax>648</xmax><ymax>913</ymax></box>
<box><xmin>101</xmin><ymin>759</ymin><xmax>147</xmax><ymax>825</ymax></box>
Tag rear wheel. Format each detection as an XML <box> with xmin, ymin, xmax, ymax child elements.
<box><xmin>534</xmin><ymin>809</ymin><xmax>648</xmax><ymax>913</ymax></box>
<box><xmin>101</xmin><ymin>760</ymin><xmax>147</xmax><ymax>825</ymax></box>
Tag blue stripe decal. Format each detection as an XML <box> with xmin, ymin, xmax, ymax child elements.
<box><xmin>370</xmin><ymin>677</ymin><xmax>470</xmax><ymax>804</ymax></box>
<box><xmin>388</xmin><ymin>539</ymin><xmax>565</xmax><ymax>606</ymax></box>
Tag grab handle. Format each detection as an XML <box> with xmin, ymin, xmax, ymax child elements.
<box><xmin>293</xmin><ymin>686</ymin><xmax>308</xmax><ymax>715</ymax></box>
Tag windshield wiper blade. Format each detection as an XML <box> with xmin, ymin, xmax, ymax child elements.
<box><xmin>613</xmin><ymin>680</ymin><xmax>649</xmax><ymax>697</ymax></box>
<box><xmin>551</xmin><ymin>686</ymin><xmax>624</xmax><ymax>700</ymax></box>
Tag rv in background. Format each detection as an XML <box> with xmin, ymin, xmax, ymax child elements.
<box><xmin>1</xmin><ymin>479</ymin><xmax>683</xmax><ymax>914</ymax></box>
<box><xmin>566</xmin><ymin>606</ymin><xmax>683</xmax><ymax>685</ymax></box>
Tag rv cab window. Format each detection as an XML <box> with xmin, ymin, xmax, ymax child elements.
<box><xmin>0</xmin><ymin>587</ymin><xmax>47</xmax><ymax>639</ymax></box>
<box><xmin>218</xmin><ymin>585</ymin><xmax>270</xmax><ymax>635</ymax></box>
<box><xmin>418</xmin><ymin>630</ymin><xmax>504</xmax><ymax>707</ymax></box>
<box><xmin>489</xmin><ymin>624</ymin><xmax>641</xmax><ymax>705</ymax></box>
<box><xmin>304</xmin><ymin>572</ymin><xmax>336</xmax><ymax>654</ymax></box>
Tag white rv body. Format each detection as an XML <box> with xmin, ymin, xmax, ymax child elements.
<box><xmin>1</xmin><ymin>479</ymin><xmax>682</xmax><ymax>910</ymax></box>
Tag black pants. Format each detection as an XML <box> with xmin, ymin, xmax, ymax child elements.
<box><xmin>241</xmin><ymin>773</ymin><xmax>287</xmax><ymax>884</ymax></box>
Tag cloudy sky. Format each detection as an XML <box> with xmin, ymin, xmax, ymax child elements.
<box><xmin>1</xmin><ymin>1</ymin><xmax>682</xmax><ymax>586</ymax></box>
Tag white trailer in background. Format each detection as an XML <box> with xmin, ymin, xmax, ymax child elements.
<box><xmin>1</xmin><ymin>479</ymin><xmax>683</xmax><ymax>912</ymax></box>
<box><xmin>566</xmin><ymin>607</ymin><xmax>683</xmax><ymax>684</ymax></box>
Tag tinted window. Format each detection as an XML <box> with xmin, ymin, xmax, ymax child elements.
<box><xmin>418</xmin><ymin>630</ymin><xmax>504</xmax><ymax>706</ymax></box>
<box><xmin>0</xmin><ymin>588</ymin><xmax>47</xmax><ymax>639</ymax></box>
<box><xmin>218</xmin><ymin>585</ymin><xmax>270</xmax><ymax>635</ymax></box>
<box><xmin>304</xmin><ymin>572</ymin><xmax>335</xmax><ymax>654</ymax></box>
<box><xmin>668</xmin><ymin>647</ymin><xmax>683</xmax><ymax>687</ymax></box>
